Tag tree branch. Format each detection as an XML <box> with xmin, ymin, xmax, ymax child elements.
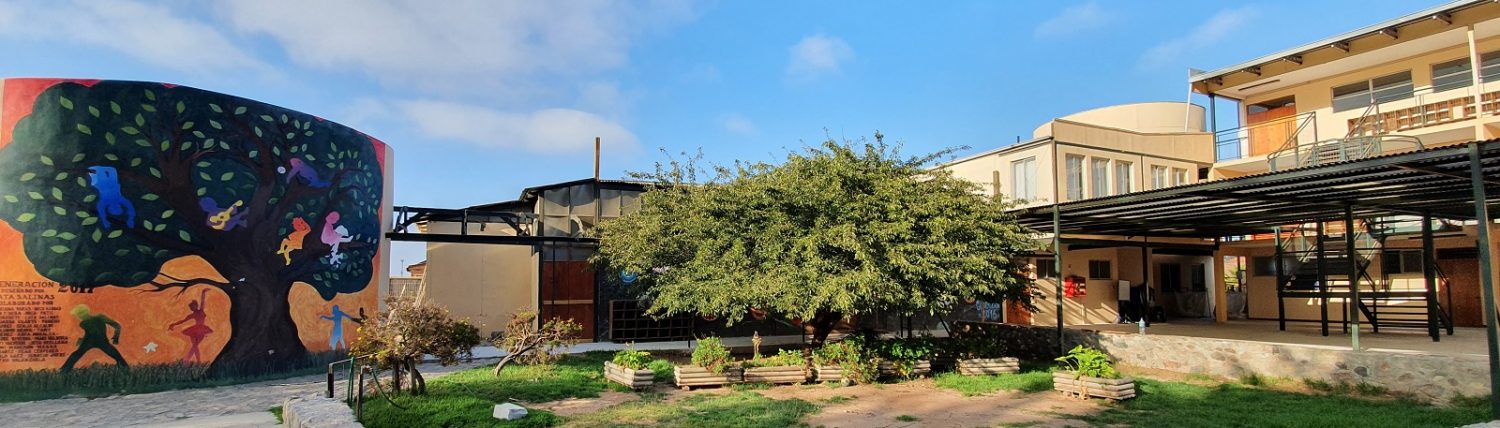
<box><xmin>137</xmin><ymin>272</ymin><xmax>231</xmax><ymax>296</ymax></box>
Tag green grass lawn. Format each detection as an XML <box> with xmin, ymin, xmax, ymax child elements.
<box><xmin>359</xmin><ymin>352</ymin><xmax>617</xmax><ymax>428</ymax></box>
<box><xmin>933</xmin><ymin>361</ymin><xmax>1056</xmax><ymax>396</ymax></box>
<box><xmin>1076</xmin><ymin>379</ymin><xmax>1489</xmax><ymax>428</ymax></box>
<box><xmin>563</xmin><ymin>391</ymin><xmax>817</xmax><ymax>428</ymax></box>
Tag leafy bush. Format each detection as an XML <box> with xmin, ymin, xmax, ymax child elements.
<box><xmin>812</xmin><ymin>337</ymin><xmax>878</xmax><ymax>384</ymax></box>
<box><xmin>490</xmin><ymin>309</ymin><xmax>583</xmax><ymax>376</ymax></box>
<box><xmin>351</xmin><ymin>296</ymin><xmax>484</xmax><ymax>394</ymax></box>
<box><xmin>1054</xmin><ymin>345</ymin><xmax>1118</xmax><ymax>379</ymax></box>
<box><xmin>879</xmin><ymin>337</ymin><xmax>937</xmax><ymax>380</ymax></box>
<box><xmin>949</xmin><ymin>335</ymin><xmax>1008</xmax><ymax>359</ymax></box>
<box><xmin>692</xmin><ymin>336</ymin><xmax>733</xmax><ymax>373</ymax></box>
<box><xmin>742</xmin><ymin>349</ymin><xmax>805</xmax><ymax>368</ymax></box>
<box><xmin>646</xmin><ymin>359</ymin><xmax>675</xmax><ymax>382</ymax></box>
<box><xmin>612</xmin><ymin>348</ymin><xmax>654</xmax><ymax>370</ymax></box>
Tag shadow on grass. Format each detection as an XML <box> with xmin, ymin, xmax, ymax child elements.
<box><xmin>1074</xmin><ymin>379</ymin><xmax>1489</xmax><ymax>428</ymax></box>
<box><xmin>0</xmin><ymin>351</ymin><xmax>348</xmax><ymax>403</ymax></box>
<box><xmin>360</xmin><ymin>352</ymin><xmax>614</xmax><ymax>428</ymax></box>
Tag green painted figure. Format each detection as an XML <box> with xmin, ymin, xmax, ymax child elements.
<box><xmin>60</xmin><ymin>304</ymin><xmax>128</xmax><ymax>372</ymax></box>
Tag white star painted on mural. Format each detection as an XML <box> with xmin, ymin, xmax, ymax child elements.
<box><xmin>143</xmin><ymin>342</ymin><xmax>158</xmax><ymax>353</ymax></box>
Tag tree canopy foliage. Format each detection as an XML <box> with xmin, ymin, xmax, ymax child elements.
<box><xmin>593</xmin><ymin>135</ymin><xmax>1035</xmax><ymax>342</ymax></box>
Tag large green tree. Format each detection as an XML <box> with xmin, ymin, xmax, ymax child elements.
<box><xmin>593</xmin><ymin>135</ymin><xmax>1035</xmax><ymax>345</ymax></box>
<box><xmin>0</xmin><ymin>81</ymin><xmax>384</xmax><ymax>373</ymax></box>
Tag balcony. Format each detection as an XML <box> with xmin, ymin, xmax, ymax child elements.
<box><xmin>1342</xmin><ymin>80</ymin><xmax>1500</xmax><ymax>136</ymax></box>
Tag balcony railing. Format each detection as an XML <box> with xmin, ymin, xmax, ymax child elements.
<box><xmin>1342</xmin><ymin>80</ymin><xmax>1500</xmax><ymax>135</ymax></box>
<box><xmin>1214</xmin><ymin>111</ymin><xmax>1318</xmax><ymax>162</ymax></box>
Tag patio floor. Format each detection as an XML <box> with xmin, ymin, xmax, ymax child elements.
<box><xmin>1073</xmin><ymin>319</ymin><xmax>1490</xmax><ymax>357</ymax></box>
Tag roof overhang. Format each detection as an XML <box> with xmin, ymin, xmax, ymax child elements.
<box><xmin>1016</xmin><ymin>140</ymin><xmax>1500</xmax><ymax>238</ymax></box>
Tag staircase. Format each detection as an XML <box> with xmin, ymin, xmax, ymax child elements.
<box><xmin>1267</xmin><ymin>103</ymin><xmax>1424</xmax><ymax>171</ymax></box>
<box><xmin>1273</xmin><ymin>216</ymin><xmax>1452</xmax><ymax>339</ymax></box>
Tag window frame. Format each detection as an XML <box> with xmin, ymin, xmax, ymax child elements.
<box><xmin>1150</xmin><ymin>165</ymin><xmax>1169</xmax><ymax>190</ymax></box>
<box><xmin>1088</xmin><ymin>260</ymin><xmax>1111</xmax><ymax>280</ymax></box>
<box><xmin>1114</xmin><ymin>160</ymin><xmax>1133</xmax><ymax>194</ymax></box>
<box><xmin>1011</xmin><ymin>157</ymin><xmax>1037</xmax><ymax>201</ymax></box>
<box><xmin>1432</xmin><ymin>57</ymin><xmax>1473</xmax><ymax>93</ymax></box>
<box><xmin>1065</xmin><ymin>154</ymin><xmax>1085</xmax><ymax>201</ymax></box>
<box><xmin>1090</xmin><ymin>157</ymin><xmax>1111</xmax><ymax>198</ymax></box>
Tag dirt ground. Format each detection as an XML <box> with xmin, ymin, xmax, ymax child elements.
<box><xmin>534</xmin><ymin>378</ymin><xmax>1105</xmax><ymax>427</ymax></box>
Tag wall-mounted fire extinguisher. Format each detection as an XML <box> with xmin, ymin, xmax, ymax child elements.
<box><xmin>1063</xmin><ymin>275</ymin><xmax>1088</xmax><ymax>298</ymax></box>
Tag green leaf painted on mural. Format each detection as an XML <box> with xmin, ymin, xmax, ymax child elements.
<box><xmin>149</xmin><ymin>168</ymin><xmax>162</xmax><ymax>178</ymax></box>
<box><xmin>260</xmin><ymin>114</ymin><xmax>274</xmax><ymax>123</ymax></box>
<box><xmin>71</xmin><ymin>153</ymin><xmax>84</xmax><ymax>163</ymax></box>
<box><xmin>154</xmin><ymin>223</ymin><xmax>165</xmax><ymax>232</ymax></box>
<box><xmin>76</xmin><ymin>124</ymin><xmax>91</xmax><ymax>135</ymax></box>
<box><xmin>52</xmin><ymin>206</ymin><xmax>66</xmax><ymax>216</ymax></box>
<box><xmin>143</xmin><ymin>88</ymin><xmax>156</xmax><ymax>101</ymax></box>
<box><xmin>19</xmin><ymin>172</ymin><xmax>34</xmax><ymax>181</ymax></box>
<box><xmin>92</xmin><ymin>229</ymin><xmax>102</xmax><ymax>243</ymax></box>
<box><xmin>88</xmin><ymin>105</ymin><xmax>100</xmax><ymax>118</ymax></box>
<box><xmin>27</xmin><ymin>191</ymin><xmax>42</xmax><ymax>200</ymax></box>
<box><xmin>160</xmin><ymin>140</ymin><xmax>171</xmax><ymax>152</ymax></box>
<box><xmin>254</xmin><ymin>126</ymin><xmax>263</xmax><ymax>138</ymax></box>
<box><xmin>40</xmin><ymin>155</ymin><xmax>53</xmax><ymax>166</ymax></box>
<box><xmin>220</xmin><ymin>172</ymin><xmax>234</xmax><ymax>181</ymax></box>
<box><xmin>53</xmin><ymin>172</ymin><xmax>66</xmax><ymax>181</ymax></box>
<box><xmin>56</xmin><ymin>232</ymin><xmax>75</xmax><ymax>240</ymax></box>
<box><xmin>199</xmin><ymin>172</ymin><xmax>211</xmax><ymax>181</ymax></box>
<box><xmin>50</xmin><ymin>245</ymin><xmax>69</xmax><ymax>254</ymax></box>
<box><xmin>141</xmin><ymin>103</ymin><xmax>156</xmax><ymax>113</ymax></box>
<box><xmin>160</xmin><ymin>210</ymin><xmax>174</xmax><ymax>219</ymax></box>
<box><xmin>182</xmin><ymin>121</ymin><xmax>195</xmax><ymax>130</ymax></box>
<box><xmin>41</xmin><ymin>230</ymin><xmax>56</xmax><ymax>237</ymax></box>
<box><xmin>50</xmin><ymin>188</ymin><xmax>62</xmax><ymax>200</ymax></box>
<box><xmin>210</xmin><ymin>120</ymin><xmax>222</xmax><ymax>130</ymax></box>
<box><xmin>135</xmin><ymin>113</ymin><xmax>145</xmax><ymax>127</ymax></box>
<box><xmin>82</xmin><ymin>217</ymin><xmax>97</xmax><ymax>226</ymax></box>
<box><xmin>59</xmin><ymin>96</ymin><xmax>73</xmax><ymax>110</ymax></box>
<box><xmin>108</xmin><ymin>230</ymin><xmax>122</xmax><ymax>239</ymax></box>
<box><xmin>176</xmin><ymin>101</ymin><xmax>185</xmax><ymax>114</ymax></box>
<box><xmin>178</xmin><ymin>230</ymin><xmax>192</xmax><ymax>242</ymax></box>
<box><xmin>16</xmin><ymin>213</ymin><xmax>35</xmax><ymax>223</ymax></box>
<box><xmin>110</xmin><ymin>101</ymin><xmax>122</xmax><ymax>114</ymax></box>
<box><xmin>196</xmin><ymin>187</ymin><xmax>206</xmax><ymax>196</ymax></box>
<box><xmin>234</xmin><ymin>105</ymin><xmax>247</xmax><ymax>115</ymax></box>
<box><xmin>209</xmin><ymin>103</ymin><xmax>222</xmax><ymax>113</ymax></box>
<box><xmin>2</xmin><ymin>195</ymin><xmax>15</xmax><ymax>203</ymax></box>
<box><xmin>124</xmin><ymin>126</ymin><xmax>140</xmax><ymax>135</ymax></box>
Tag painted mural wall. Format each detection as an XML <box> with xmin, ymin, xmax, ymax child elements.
<box><xmin>0</xmin><ymin>78</ymin><xmax>390</xmax><ymax>379</ymax></box>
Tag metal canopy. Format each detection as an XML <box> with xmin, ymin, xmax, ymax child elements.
<box><xmin>1015</xmin><ymin>140</ymin><xmax>1500</xmax><ymax>237</ymax></box>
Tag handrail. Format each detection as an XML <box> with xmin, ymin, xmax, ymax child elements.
<box><xmin>1215</xmin><ymin>111</ymin><xmax>1316</xmax><ymax>162</ymax></box>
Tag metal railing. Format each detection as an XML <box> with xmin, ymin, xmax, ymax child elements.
<box><xmin>326</xmin><ymin>353</ymin><xmax>381</xmax><ymax>419</ymax></box>
<box><xmin>1214</xmin><ymin>111</ymin><xmax>1317</xmax><ymax>162</ymax></box>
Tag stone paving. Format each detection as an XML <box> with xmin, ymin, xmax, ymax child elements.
<box><xmin>0</xmin><ymin>359</ymin><xmax>492</xmax><ymax>428</ymax></box>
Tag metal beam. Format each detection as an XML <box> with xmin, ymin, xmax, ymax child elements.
<box><xmin>385</xmin><ymin>232</ymin><xmax>596</xmax><ymax>245</ymax></box>
<box><xmin>1468</xmin><ymin>142</ymin><xmax>1500</xmax><ymax>419</ymax></box>
<box><xmin>1345</xmin><ymin>205</ymin><xmax>1361</xmax><ymax>351</ymax></box>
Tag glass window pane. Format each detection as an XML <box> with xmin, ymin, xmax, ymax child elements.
<box><xmin>1114</xmin><ymin>161</ymin><xmax>1133</xmax><ymax>194</ymax></box>
<box><xmin>1065</xmin><ymin>155</ymin><xmax>1084</xmax><ymax>200</ymax></box>
<box><xmin>1432</xmin><ymin>58</ymin><xmax>1472</xmax><ymax>92</ymax></box>
<box><xmin>1332</xmin><ymin>81</ymin><xmax>1372</xmax><ymax>112</ymax></box>
<box><xmin>1091</xmin><ymin>158</ymin><xmax>1110</xmax><ymax>198</ymax></box>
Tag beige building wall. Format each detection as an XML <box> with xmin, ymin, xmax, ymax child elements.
<box><xmin>420</xmin><ymin>221</ymin><xmax>539</xmax><ymax>334</ymax></box>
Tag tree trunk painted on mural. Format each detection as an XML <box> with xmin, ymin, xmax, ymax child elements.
<box><xmin>0</xmin><ymin>80</ymin><xmax>384</xmax><ymax>374</ymax></box>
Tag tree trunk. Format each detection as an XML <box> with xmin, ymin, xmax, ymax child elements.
<box><xmin>208</xmin><ymin>267</ymin><xmax>308</xmax><ymax>377</ymax></box>
<box><xmin>806</xmin><ymin>311</ymin><xmax>843</xmax><ymax>348</ymax></box>
<box><xmin>408</xmin><ymin>357</ymin><xmax>426</xmax><ymax>395</ymax></box>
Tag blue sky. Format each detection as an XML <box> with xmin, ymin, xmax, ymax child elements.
<box><xmin>0</xmin><ymin>0</ymin><xmax>1435</xmax><ymax>273</ymax></box>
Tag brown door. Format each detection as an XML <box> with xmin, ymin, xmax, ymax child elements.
<box><xmin>1006</xmin><ymin>287</ymin><xmax>1033</xmax><ymax>325</ymax></box>
<box><xmin>1438</xmin><ymin>258</ymin><xmax>1484</xmax><ymax>327</ymax></box>
<box><xmin>541</xmin><ymin>260</ymin><xmax>596</xmax><ymax>339</ymax></box>
<box><xmin>1247</xmin><ymin>104</ymin><xmax>1297</xmax><ymax>156</ymax></box>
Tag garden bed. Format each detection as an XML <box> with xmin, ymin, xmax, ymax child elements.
<box><xmin>743</xmin><ymin>365</ymin><xmax>807</xmax><ymax>385</ymax></box>
<box><xmin>674</xmin><ymin>365</ymin><xmax>744</xmax><ymax>389</ymax></box>
<box><xmin>877</xmin><ymin>359</ymin><xmax>932</xmax><ymax>378</ymax></box>
<box><xmin>603</xmin><ymin>361</ymin><xmax>654</xmax><ymax>389</ymax></box>
<box><xmin>814</xmin><ymin>365</ymin><xmax>848</xmax><ymax>384</ymax></box>
<box><xmin>1053</xmin><ymin>371</ymin><xmax>1136</xmax><ymax>401</ymax></box>
<box><xmin>956</xmin><ymin>357</ymin><xmax>1020</xmax><ymax>376</ymax></box>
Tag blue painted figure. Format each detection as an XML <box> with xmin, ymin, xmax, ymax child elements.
<box><xmin>285</xmin><ymin>158</ymin><xmax>330</xmax><ymax>188</ymax></box>
<box><xmin>87</xmin><ymin>166</ymin><xmax>135</xmax><ymax>230</ymax></box>
<box><xmin>321</xmin><ymin>304</ymin><xmax>353</xmax><ymax>350</ymax></box>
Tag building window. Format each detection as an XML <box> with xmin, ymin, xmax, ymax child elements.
<box><xmin>1035</xmin><ymin>258</ymin><xmax>1057</xmax><ymax>279</ymax></box>
<box><xmin>1432</xmin><ymin>58</ymin><xmax>1472</xmax><ymax>92</ymax></box>
<box><xmin>1251</xmin><ymin>256</ymin><xmax>1297</xmax><ymax>277</ymax></box>
<box><xmin>1114</xmin><ymin>160</ymin><xmax>1133</xmax><ymax>194</ymax></box>
<box><xmin>1090</xmin><ymin>158</ymin><xmax>1110</xmax><ymax>198</ymax></box>
<box><xmin>1332</xmin><ymin>71</ymin><xmax>1414</xmax><ymax>112</ymax></box>
<box><xmin>1065</xmin><ymin>154</ymin><xmax>1085</xmax><ymax>200</ymax></box>
<box><xmin>1150</xmin><ymin>166</ymin><xmax>1169</xmax><ymax>190</ymax></box>
<box><xmin>1382</xmin><ymin>249</ymin><xmax>1425</xmax><ymax>275</ymax></box>
<box><xmin>1011</xmin><ymin>157</ymin><xmax>1037</xmax><ymax>200</ymax></box>
<box><xmin>1481</xmin><ymin>51</ymin><xmax>1500</xmax><ymax>82</ymax></box>
<box><xmin>1171</xmin><ymin>168</ymin><xmax>1188</xmax><ymax>187</ymax></box>
<box><xmin>1088</xmin><ymin>260</ymin><xmax>1111</xmax><ymax>279</ymax></box>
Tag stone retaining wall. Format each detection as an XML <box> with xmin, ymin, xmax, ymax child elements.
<box><xmin>968</xmin><ymin>323</ymin><xmax>1489</xmax><ymax>403</ymax></box>
<box><xmin>281</xmin><ymin>395</ymin><xmax>363</xmax><ymax>428</ymax></box>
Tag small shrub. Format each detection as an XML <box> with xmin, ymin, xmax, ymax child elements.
<box><xmin>880</xmin><ymin>337</ymin><xmax>937</xmax><ymax>380</ymax></box>
<box><xmin>646</xmin><ymin>359</ymin><xmax>675</xmax><ymax>382</ymax></box>
<box><xmin>612</xmin><ymin>348</ymin><xmax>653</xmax><ymax>370</ymax></box>
<box><xmin>692</xmin><ymin>337</ymin><xmax>733</xmax><ymax>373</ymax></box>
<box><xmin>489</xmin><ymin>309</ymin><xmax>582</xmax><ymax>376</ymax></box>
<box><xmin>950</xmin><ymin>335</ymin><xmax>1007</xmax><ymax>359</ymax></box>
<box><xmin>896</xmin><ymin>414</ymin><xmax>920</xmax><ymax>422</ymax></box>
<box><xmin>1054</xmin><ymin>345</ymin><xmax>1117</xmax><ymax>379</ymax></box>
<box><xmin>742</xmin><ymin>349</ymin><xmax>804</xmax><ymax>368</ymax></box>
<box><xmin>813</xmin><ymin>337</ymin><xmax>878</xmax><ymax>383</ymax></box>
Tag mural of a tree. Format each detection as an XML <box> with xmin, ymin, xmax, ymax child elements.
<box><xmin>0</xmin><ymin>80</ymin><xmax>384</xmax><ymax>373</ymax></box>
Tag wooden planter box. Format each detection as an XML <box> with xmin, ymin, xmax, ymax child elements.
<box><xmin>743</xmin><ymin>365</ymin><xmax>808</xmax><ymax>384</ymax></box>
<box><xmin>956</xmin><ymin>357</ymin><xmax>1020</xmax><ymax>376</ymax></box>
<box><xmin>877</xmin><ymin>359</ymin><xmax>932</xmax><ymax>379</ymax></box>
<box><xmin>1053</xmin><ymin>371</ymin><xmax>1136</xmax><ymax>401</ymax></box>
<box><xmin>674</xmin><ymin>365</ymin><xmax>743</xmax><ymax>389</ymax></box>
<box><xmin>603</xmin><ymin>361</ymin><xmax>655</xmax><ymax>389</ymax></box>
<box><xmin>814</xmin><ymin>365</ymin><xmax>848</xmax><ymax>384</ymax></box>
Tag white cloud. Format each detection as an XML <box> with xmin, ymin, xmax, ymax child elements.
<box><xmin>787</xmin><ymin>34</ymin><xmax>854</xmax><ymax>82</ymax></box>
<box><xmin>1139</xmin><ymin>7</ymin><xmax>1257</xmax><ymax>71</ymax></box>
<box><xmin>1034</xmin><ymin>2</ymin><xmax>1114</xmax><ymax>39</ymax></box>
<box><xmin>222</xmin><ymin>0</ymin><xmax>695</xmax><ymax>95</ymax></box>
<box><xmin>0</xmin><ymin>0</ymin><xmax>267</xmax><ymax>75</ymax></box>
<box><xmin>721</xmin><ymin>113</ymin><xmax>757</xmax><ymax>135</ymax></box>
<box><xmin>398</xmin><ymin>99</ymin><xmax>638</xmax><ymax>154</ymax></box>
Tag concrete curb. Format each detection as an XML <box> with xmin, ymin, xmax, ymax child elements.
<box><xmin>281</xmin><ymin>395</ymin><xmax>362</xmax><ymax>428</ymax></box>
